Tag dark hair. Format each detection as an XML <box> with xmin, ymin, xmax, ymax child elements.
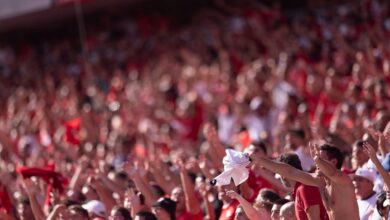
<box><xmin>115</xmin><ymin>171</ymin><xmax>128</xmax><ymax>181</ymax></box>
<box><xmin>150</xmin><ymin>184</ymin><xmax>166</xmax><ymax>197</ymax></box>
<box><xmin>62</xmin><ymin>199</ymin><xmax>81</xmax><ymax>207</ymax></box>
<box><xmin>353</xmin><ymin>140</ymin><xmax>365</xmax><ymax>149</ymax></box>
<box><xmin>251</xmin><ymin>141</ymin><xmax>267</xmax><ymax>154</ymax></box>
<box><xmin>320</xmin><ymin>144</ymin><xmax>344</xmax><ymax>169</ymax></box>
<box><xmin>111</xmin><ymin>206</ymin><xmax>132</xmax><ymax>220</ymax></box>
<box><xmin>287</xmin><ymin>128</ymin><xmax>305</xmax><ymax>140</ymax></box>
<box><xmin>259</xmin><ymin>188</ymin><xmax>281</xmax><ymax>203</ymax></box>
<box><xmin>278</xmin><ymin>153</ymin><xmax>303</xmax><ymax>170</ymax></box>
<box><xmin>274</xmin><ymin>198</ymin><xmax>290</xmax><ymax>206</ymax></box>
<box><xmin>135</xmin><ymin>211</ymin><xmax>157</xmax><ymax>220</ymax></box>
<box><xmin>152</xmin><ymin>198</ymin><xmax>176</xmax><ymax>220</ymax></box>
<box><xmin>138</xmin><ymin>191</ymin><xmax>146</xmax><ymax>205</ymax></box>
<box><xmin>68</xmin><ymin>205</ymin><xmax>89</xmax><ymax>219</ymax></box>
<box><xmin>376</xmin><ymin>192</ymin><xmax>388</xmax><ymax>217</ymax></box>
<box><xmin>18</xmin><ymin>197</ymin><xmax>31</xmax><ymax>206</ymax></box>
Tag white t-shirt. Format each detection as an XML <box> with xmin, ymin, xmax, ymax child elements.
<box><xmin>358</xmin><ymin>193</ymin><xmax>379</xmax><ymax>220</ymax></box>
<box><xmin>295</xmin><ymin>146</ymin><xmax>315</xmax><ymax>171</ymax></box>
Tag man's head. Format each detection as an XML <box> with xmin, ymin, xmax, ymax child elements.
<box><xmin>170</xmin><ymin>187</ymin><xmax>184</xmax><ymax>212</ymax></box>
<box><xmin>352</xmin><ymin>168</ymin><xmax>376</xmax><ymax>199</ymax></box>
<box><xmin>254</xmin><ymin>189</ymin><xmax>281</xmax><ymax>213</ymax></box>
<box><xmin>285</xmin><ymin>129</ymin><xmax>305</xmax><ymax>150</ymax></box>
<box><xmin>277</xmin><ymin>153</ymin><xmax>302</xmax><ymax>187</ymax></box>
<box><xmin>278</xmin><ymin>153</ymin><xmax>302</xmax><ymax>171</ymax></box>
<box><xmin>82</xmin><ymin>200</ymin><xmax>107</xmax><ymax>218</ymax></box>
<box><xmin>279</xmin><ymin>201</ymin><xmax>296</xmax><ymax>220</ymax></box>
<box><xmin>319</xmin><ymin>144</ymin><xmax>344</xmax><ymax>169</ymax></box>
<box><xmin>134</xmin><ymin>211</ymin><xmax>157</xmax><ymax>220</ymax></box>
<box><xmin>152</xmin><ymin>197</ymin><xmax>176</xmax><ymax>220</ymax></box>
<box><xmin>245</xmin><ymin>141</ymin><xmax>267</xmax><ymax>159</ymax></box>
<box><xmin>67</xmin><ymin>205</ymin><xmax>90</xmax><ymax>220</ymax></box>
<box><xmin>271</xmin><ymin>199</ymin><xmax>290</xmax><ymax>220</ymax></box>
<box><xmin>109</xmin><ymin>206</ymin><xmax>131</xmax><ymax>220</ymax></box>
<box><xmin>352</xmin><ymin>140</ymin><xmax>369</xmax><ymax>168</ymax></box>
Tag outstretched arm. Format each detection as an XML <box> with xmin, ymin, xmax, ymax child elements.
<box><xmin>254</xmin><ymin>157</ymin><xmax>320</xmax><ymax>187</ymax></box>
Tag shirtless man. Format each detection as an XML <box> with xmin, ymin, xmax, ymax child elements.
<box><xmin>254</xmin><ymin>143</ymin><xmax>359</xmax><ymax>220</ymax></box>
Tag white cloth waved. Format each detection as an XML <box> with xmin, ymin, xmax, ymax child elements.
<box><xmin>211</xmin><ymin>149</ymin><xmax>251</xmax><ymax>186</ymax></box>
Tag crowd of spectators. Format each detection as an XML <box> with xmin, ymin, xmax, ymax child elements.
<box><xmin>0</xmin><ymin>0</ymin><xmax>390</xmax><ymax>219</ymax></box>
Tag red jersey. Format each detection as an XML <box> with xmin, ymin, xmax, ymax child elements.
<box><xmin>293</xmin><ymin>182</ymin><xmax>329</xmax><ymax>220</ymax></box>
<box><xmin>246</xmin><ymin>169</ymin><xmax>275</xmax><ymax>202</ymax></box>
<box><xmin>219</xmin><ymin>200</ymin><xmax>238</xmax><ymax>220</ymax></box>
<box><xmin>177</xmin><ymin>211</ymin><xmax>203</xmax><ymax>220</ymax></box>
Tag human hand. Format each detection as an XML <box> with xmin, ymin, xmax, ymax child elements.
<box><xmin>22</xmin><ymin>178</ymin><xmax>39</xmax><ymax>195</ymax></box>
<box><xmin>174</xmin><ymin>158</ymin><xmax>186</xmax><ymax>172</ymax></box>
<box><xmin>362</xmin><ymin>141</ymin><xmax>377</xmax><ymax>159</ymax></box>
<box><xmin>198</xmin><ymin>154</ymin><xmax>207</xmax><ymax>170</ymax></box>
<box><xmin>225</xmin><ymin>190</ymin><xmax>240</xmax><ymax>200</ymax></box>
<box><xmin>367</xmin><ymin>125</ymin><xmax>381</xmax><ymax>141</ymax></box>
<box><xmin>124</xmin><ymin>188</ymin><xmax>140</xmax><ymax>209</ymax></box>
<box><xmin>309</xmin><ymin>142</ymin><xmax>321</xmax><ymax>162</ymax></box>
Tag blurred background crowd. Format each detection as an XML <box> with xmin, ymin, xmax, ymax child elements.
<box><xmin>0</xmin><ymin>0</ymin><xmax>390</xmax><ymax>219</ymax></box>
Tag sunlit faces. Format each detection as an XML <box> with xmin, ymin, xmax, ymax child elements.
<box><xmin>151</xmin><ymin>206</ymin><xmax>171</xmax><ymax>220</ymax></box>
<box><xmin>170</xmin><ymin>187</ymin><xmax>184</xmax><ymax>212</ymax></box>
<box><xmin>352</xmin><ymin>176</ymin><xmax>374</xmax><ymax>198</ymax></box>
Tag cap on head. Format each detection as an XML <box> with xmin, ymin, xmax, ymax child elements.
<box><xmin>82</xmin><ymin>200</ymin><xmax>106</xmax><ymax>217</ymax></box>
<box><xmin>354</xmin><ymin>168</ymin><xmax>376</xmax><ymax>183</ymax></box>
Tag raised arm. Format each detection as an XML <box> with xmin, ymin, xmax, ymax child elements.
<box><xmin>46</xmin><ymin>204</ymin><xmax>67</xmax><ymax>220</ymax></box>
<box><xmin>90</xmin><ymin>177</ymin><xmax>117</xmax><ymax>212</ymax></box>
<box><xmin>225</xmin><ymin>190</ymin><xmax>269</xmax><ymax>220</ymax></box>
<box><xmin>22</xmin><ymin>178</ymin><xmax>46</xmax><ymax>220</ymax></box>
<box><xmin>203</xmin><ymin>123</ymin><xmax>225</xmax><ymax>170</ymax></box>
<box><xmin>148</xmin><ymin>158</ymin><xmax>176</xmax><ymax>194</ymax></box>
<box><xmin>176</xmin><ymin>160</ymin><xmax>202</xmax><ymax>215</ymax></box>
<box><xmin>125</xmin><ymin>161</ymin><xmax>158</xmax><ymax>207</ymax></box>
<box><xmin>199</xmin><ymin>182</ymin><xmax>216</xmax><ymax>220</ymax></box>
<box><xmin>310</xmin><ymin>144</ymin><xmax>350</xmax><ymax>185</ymax></box>
<box><xmin>254</xmin><ymin>157</ymin><xmax>320</xmax><ymax>187</ymax></box>
<box><xmin>362</xmin><ymin>142</ymin><xmax>390</xmax><ymax>189</ymax></box>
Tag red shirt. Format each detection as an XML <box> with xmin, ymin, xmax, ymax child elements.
<box><xmin>318</xmin><ymin>93</ymin><xmax>339</xmax><ymax>128</ymax></box>
<box><xmin>177</xmin><ymin>211</ymin><xmax>203</xmax><ymax>220</ymax></box>
<box><xmin>219</xmin><ymin>200</ymin><xmax>238</xmax><ymax>220</ymax></box>
<box><xmin>293</xmin><ymin>182</ymin><xmax>329</xmax><ymax>220</ymax></box>
<box><xmin>247</xmin><ymin>169</ymin><xmax>275</xmax><ymax>202</ymax></box>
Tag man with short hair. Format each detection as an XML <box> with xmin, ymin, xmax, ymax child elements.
<box><xmin>353</xmin><ymin>168</ymin><xmax>378</xmax><ymax>220</ymax></box>
<box><xmin>254</xmin><ymin>143</ymin><xmax>359</xmax><ymax>220</ymax></box>
<box><xmin>279</xmin><ymin>202</ymin><xmax>296</xmax><ymax>220</ymax></box>
<box><xmin>254</xmin><ymin>152</ymin><xmax>328</xmax><ymax>220</ymax></box>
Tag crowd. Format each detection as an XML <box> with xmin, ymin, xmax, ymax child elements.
<box><xmin>0</xmin><ymin>0</ymin><xmax>390</xmax><ymax>219</ymax></box>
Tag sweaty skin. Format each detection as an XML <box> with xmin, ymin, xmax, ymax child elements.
<box><xmin>254</xmin><ymin>149</ymin><xmax>359</xmax><ymax>220</ymax></box>
<box><xmin>315</xmin><ymin>171</ymin><xmax>359</xmax><ymax>220</ymax></box>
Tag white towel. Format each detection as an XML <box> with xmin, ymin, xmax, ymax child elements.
<box><xmin>211</xmin><ymin>149</ymin><xmax>251</xmax><ymax>186</ymax></box>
